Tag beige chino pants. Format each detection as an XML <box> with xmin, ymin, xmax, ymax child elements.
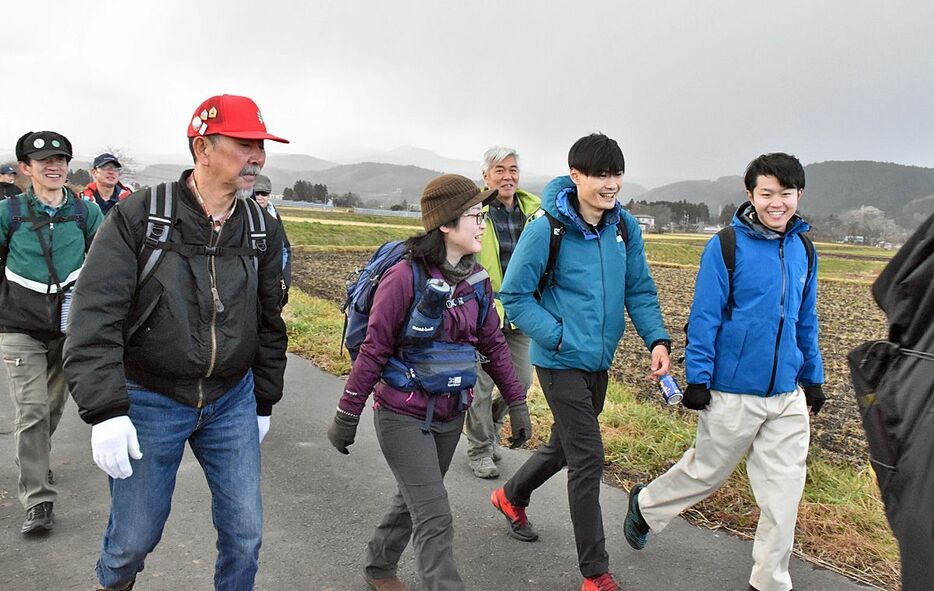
<box><xmin>0</xmin><ymin>332</ymin><xmax>68</xmax><ymax>510</ymax></box>
<box><xmin>639</xmin><ymin>388</ymin><xmax>810</xmax><ymax>591</ymax></box>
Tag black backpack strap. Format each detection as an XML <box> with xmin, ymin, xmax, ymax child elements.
<box><xmin>536</xmin><ymin>211</ymin><xmax>565</xmax><ymax>299</ymax></box>
<box><xmin>138</xmin><ymin>183</ymin><xmax>174</xmax><ymax>287</ymax></box>
<box><xmin>23</xmin><ymin>197</ymin><xmax>64</xmax><ymax>291</ymax></box>
<box><xmin>242</xmin><ymin>198</ymin><xmax>268</xmax><ymax>273</ymax></box>
<box><xmin>717</xmin><ymin>226</ymin><xmax>736</xmax><ymax>320</ymax></box>
<box><xmin>617</xmin><ymin>216</ymin><xmax>629</xmax><ymax>245</ymax></box>
<box><xmin>5</xmin><ymin>193</ymin><xmax>22</xmax><ymax>248</ymax></box>
<box><xmin>800</xmin><ymin>234</ymin><xmax>816</xmax><ymax>281</ymax></box>
<box><xmin>70</xmin><ymin>193</ymin><xmax>92</xmax><ymax>252</ymax></box>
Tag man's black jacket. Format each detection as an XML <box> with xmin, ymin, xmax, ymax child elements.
<box><xmin>64</xmin><ymin>170</ymin><xmax>288</xmax><ymax>425</ymax></box>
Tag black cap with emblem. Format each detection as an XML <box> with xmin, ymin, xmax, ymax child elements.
<box><xmin>15</xmin><ymin>131</ymin><xmax>73</xmax><ymax>163</ymax></box>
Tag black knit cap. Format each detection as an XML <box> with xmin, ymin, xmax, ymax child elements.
<box><xmin>420</xmin><ymin>174</ymin><xmax>497</xmax><ymax>232</ymax></box>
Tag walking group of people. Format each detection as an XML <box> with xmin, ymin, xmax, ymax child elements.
<box><xmin>2</xmin><ymin>93</ymin><xmax>825</xmax><ymax>591</ymax></box>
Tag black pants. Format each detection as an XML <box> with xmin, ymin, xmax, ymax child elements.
<box><xmin>504</xmin><ymin>367</ymin><xmax>609</xmax><ymax>577</ymax></box>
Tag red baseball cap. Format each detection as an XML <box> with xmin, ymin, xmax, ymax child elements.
<box><xmin>186</xmin><ymin>94</ymin><xmax>289</xmax><ymax>143</ymax></box>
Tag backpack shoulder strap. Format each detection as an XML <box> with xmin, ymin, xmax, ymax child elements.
<box><xmin>717</xmin><ymin>226</ymin><xmax>736</xmax><ymax>320</ymax></box>
<box><xmin>616</xmin><ymin>215</ymin><xmax>629</xmax><ymax>245</ymax></box>
<box><xmin>536</xmin><ymin>211</ymin><xmax>565</xmax><ymax>299</ymax></box>
<box><xmin>6</xmin><ymin>193</ymin><xmax>22</xmax><ymax>240</ymax></box>
<box><xmin>466</xmin><ymin>269</ymin><xmax>491</xmax><ymax>327</ymax></box>
<box><xmin>70</xmin><ymin>193</ymin><xmax>93</xmax><ymax>252</ymax></box>
<box><xmin>138</xmin><ymin>183</ymin><xmax>174</xmax><ymax>286</ymax></box>
<box><xmin>242</xmin><ymin>198</ymin><xmax>268</xmax><ymax>273</ymax></box>
<box><xmin>800</xmin><ymin>233</ymin><xmax>816</xmax><ymax>281</ymax></box>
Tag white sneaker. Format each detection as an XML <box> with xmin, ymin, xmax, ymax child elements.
<box><xmin>469</xmin><ymin>456</ymin><xmax>499</xmax><ymax>479</ymax></box>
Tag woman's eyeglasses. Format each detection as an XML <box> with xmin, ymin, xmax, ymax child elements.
<box><xmin>461</xmin><ymin>211</ymin><xmax>488</xmax><ymax>225</ymax></box>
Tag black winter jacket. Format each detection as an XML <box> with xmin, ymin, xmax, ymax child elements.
<box><xmin>64</xmin><ymin>170</ymin><xmax>289</xmax><ymax>425</ymax></box>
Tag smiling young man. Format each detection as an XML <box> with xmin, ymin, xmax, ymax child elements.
<box><xmin>464</xmin><ymin>146</ymin><xmax>540</xmax><ymax>479</ymax></box>
<box><xmin>81</xmin><ymin>153</ymin><xmax>132</xmax><ymax>215</ymax></box>
<box><xmin>491</xmin><ymin>134</ymin><xmax>671</xmax><ymax>591</ymax></box>
<box><xmin>0</xmin><ymin>131</ymin><xmax>103</xmax><ymax>535</ymax></box>
<box><xmin>625</xmin><ymin>153</ymin><xmax>824</xmax><ymax>591</ymax></box>
<box><xmin>63</xmin><ymin>95</ymin><xmax>289</xmax><ymax>591</ymax></box>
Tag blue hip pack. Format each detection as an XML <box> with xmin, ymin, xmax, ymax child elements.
<box><xmin>379</xmin><ymin>261</ymin><xmax>490</xmax><ymax>431</ymax></box>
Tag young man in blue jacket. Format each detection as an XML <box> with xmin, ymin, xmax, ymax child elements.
<box><xmin>491</xmin><ymin>134</ymin><xmax>671</xmax><ymax>591</ymax></box>
<box><xmin>625</xmin><ymin>153</ymin><xmax>825</xmax><ymax>591</ymax></box>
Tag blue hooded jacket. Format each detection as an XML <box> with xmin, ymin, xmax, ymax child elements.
<box><xmin>685</xmin><ymin>201</ymin><xmax>824</xmax><ymax>395</ymax></box>
<box><xmin>499</xmin><ymin>175</ymin><xmax>669</xmax><ymax>371</ymax></box>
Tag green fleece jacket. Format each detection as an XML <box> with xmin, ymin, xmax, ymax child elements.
<box><xmin>479</xmin><ymin>188</ymin><xmax>540</xmax><ymax>324</ymax></box>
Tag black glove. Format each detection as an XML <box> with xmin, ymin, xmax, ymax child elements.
<box><xmin>803</xmin><ymin>385</ymin><xmax>825</xmax><ymax>415</ymax></box>
<box><xmin>507</xmin><ymin>402</ymin><xmax>532</xmax><ymax>449</ymax></box>
<box><xmin>682</xmin><ymin>384</ymin><xmax>711</xmax><ymax>410</ymax></box>
<box><xmin>327</xmin><ymin>411</ymin><xmax>360</xmax><ymax>455</ymax></box>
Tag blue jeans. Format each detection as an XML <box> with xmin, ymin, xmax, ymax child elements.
<box><xmin>96</xmin><ymin>371</ymin><xmax>263</xmax><ymax>591</ymax></box>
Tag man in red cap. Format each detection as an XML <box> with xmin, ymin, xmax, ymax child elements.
<box><xmin>64</xmin><ymin>95</ymin><xmax>290</xmax><ymax>591</ymax></box>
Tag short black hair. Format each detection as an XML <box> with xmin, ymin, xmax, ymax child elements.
<box><xmin>568</xmin><ymin>133</ymin><xmax>625</xmax><ymax>176</ymax></box>
<box><xmin>744</xmin><ymin>153</ymin><xmax>805</xmax><ymax>192</ymax></box>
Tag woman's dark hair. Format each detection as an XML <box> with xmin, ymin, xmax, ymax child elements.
<box><xmin>744</xmin><ymin>153</ymin><xmax>805</xmax><ymax>192</ymax></box>
<box><xmin>404</xmin><ymin>217</ymin><xmax>461</xmax><ymax>269</ymax></box>
<box><xmin>568</xmin><ymin>133</ymin><xmax>625</xmax><ymax>176</ymax></box>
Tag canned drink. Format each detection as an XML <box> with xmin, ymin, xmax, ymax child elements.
<box><xmin>658</xmin><ymin>374</ymin><xmax>683</xmax><ymax>405</ymax></box>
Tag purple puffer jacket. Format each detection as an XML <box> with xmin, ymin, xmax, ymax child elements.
<box><xmin>339</xmin><ymin>259</ymin><xmax>525</xmax><ymax>422</ymax></box>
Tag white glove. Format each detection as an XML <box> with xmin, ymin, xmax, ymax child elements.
<box><xmin>257</xmin><ymin>416</ymin><xmax>270</xmax><ymax>443</ymax></box>
<box><xmin>91</xmin><ymin>416</ymin><xmax>143</xmax><ymax>479</ymax></box>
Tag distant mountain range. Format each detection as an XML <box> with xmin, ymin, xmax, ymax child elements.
<box><xmin>634</xmin><ymin>161</ymin><xmax>934</xmax><ymax>224</ymax></box>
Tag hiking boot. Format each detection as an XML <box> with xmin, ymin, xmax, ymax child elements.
<box><xmin>96</xmin><ymin>580</ymin><xmax>135</xmax><ymax>591</ymax></box>
<box><xmin>364</xmin><ymin>575</ymin><xmax>409</xmax><ymax>591</ymax></box>
<box><xmin>581</xmin><ymin>572</ymin><xmax>620</xmax><ymax>591</ymax></box>
<box><xmin>624</xmin><ymin>483</ymin><xmax>650</xmax><ymax>550</ymax></box>
<box><xmin>490</xmin><ymin>487</ymin><xmax>538</xmax><ymax>542</ymax></box>
<box><xmin>21</xmin><ymin>502</ymin><xmax>54</xmax><ymax>534</ymax></box>
<box><xmin>470</xmin><ymin>456</ymin><xmax>499</xmax><ymax>479</ymax></box>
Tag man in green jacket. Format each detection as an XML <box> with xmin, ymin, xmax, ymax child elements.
<box><xmin>465</xmin><ymin>146</ymin><xmax>540</xmax><ymax>478</ymax></box>
<box><xmin>0</xmin><ymin>131</ymin><xmax>103</xmax><ymax>534</ymax></box>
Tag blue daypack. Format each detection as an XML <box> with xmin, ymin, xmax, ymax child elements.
<box><xmin>340</xmin><ymin>241</ymin><xmax>492</xmax><ymax>431</ymax></box>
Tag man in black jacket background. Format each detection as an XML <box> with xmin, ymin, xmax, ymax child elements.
<box><xmin>63</xmin><ymin>94</ymin><xmax>289</xmax><ymax>591</ymax></box>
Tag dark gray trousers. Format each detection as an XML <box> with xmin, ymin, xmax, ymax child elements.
<box><xmin>503</xmin><ymin>367</ymin><xmax>609</xmax><ymax>577</ymax></box>
<box><xmin>366</xmin><ymin>408</ymin><xmax>466</xmax><ymax>590</ymax></box>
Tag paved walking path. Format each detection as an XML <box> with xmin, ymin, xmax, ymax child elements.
<box><xmin>0</xmin><ymin>354</ymin><xmax>873</xmax><ymax>590</ymax></box>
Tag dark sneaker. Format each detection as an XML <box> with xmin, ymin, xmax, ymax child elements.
<box><xmin>624</xmin><ymin>484</ymin><xmax>650</xmax><ymax>550</ymax></box>
<box><xmin>365</xmin><ymin>575</ymin><xmax>409</xmax><ymax>590</ymax></box>
<box><xmin>581</xmin><ymin>572</ymin><xmax>620</xmax><ymax>591</ymax></box>
<box><xmin>48</xmin><ymin>469</ymin><xmax>54</xmax><ymax>485</ymax></box>
<box><xmin>21</xmin><ymin>502</ymin><xmax>54</xmax><ymax>535</ymax></box>
<box><xmin>491</xmin><ymin>487</ymin><xmax>539</xmax><ymax>542</ymax></box>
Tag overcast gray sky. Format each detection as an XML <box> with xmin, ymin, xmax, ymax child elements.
<box><xmin>3</xmin><ymin>0</ymin><xmax>933</xmax><ymax>186</ymax></box>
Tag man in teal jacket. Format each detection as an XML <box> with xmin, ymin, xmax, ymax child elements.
<box><xmin>0</xmin><ymin>130</ymin><xmax>103</xmax><ymax>535</ymax></box>
<box><xmin>490</xmin><ymin>134</ymin><xmax>670</xmax><ymax>591</ymax></box>
<box><xmin>464</xmin><ymin>146</ymin><xmax>540</xmax><ymax>479</ymax></box>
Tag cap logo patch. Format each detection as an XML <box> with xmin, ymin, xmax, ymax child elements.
<box><xmin>200</xmin><ymin>109</ymin><xmax>209</xmax><ymax>120</ymax></box>
<box><xmin>51</xmin><ymin>140</ymin><xmax>61</xmax><ymax>148</ymax></box>
<box><xmin>208</xmin><ymin>107</ymin><xmax>217</xmax><ymax>118</ymax></box>
<box><xmin>33</xmin><ymin>138</ymin><xmax>46</xmax><ymax>149</ymax></box>
<box><xmin>192</xmin><ymin>116</ymin><xmax>202</xmax><ymax>130</ymax></box>
<box><xmin>257</xmin><ymin>111</ymin><xmax>264</xmax><ymax>124</ymax></box>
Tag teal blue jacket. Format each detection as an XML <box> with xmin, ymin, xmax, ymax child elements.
<box><xmin>499</xmin><ymin>176</ymin><xmax>669</xmax><ymax>371</ymax></box>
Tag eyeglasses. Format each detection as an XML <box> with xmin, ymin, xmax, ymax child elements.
<box><xmin>255</xmin><ymin>192</ymin><xmax>270</xmax><ymax>197</ymax></box>
<box><xmin>461</xmin><ymin>210</ymin><xmax>488</xmax><ymax>225</ymax></box>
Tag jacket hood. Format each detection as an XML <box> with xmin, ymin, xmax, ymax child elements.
<box><xmin>541</xmin><ymin>175</ymin><xmax>621</xmax><ymax>239</ymax></box>
<box><xmin>732</xmin><ymin>201</ymin><xmax>810</xmax><ymax>240</ymax></box>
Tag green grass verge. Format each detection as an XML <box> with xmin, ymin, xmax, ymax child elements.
<box><xmin>284</xmin><ymin>289</ymin><xmax>897</xmax><ymax>589</ymax></box>
<box><xmin>278</xmin><ymin>207</ymin><xmax>424</xmax><ymax>227</ymax></box>
<box><xmin>283</xmin><ymin>220</ymin><xmax>416</xmax><ymax>247</ymax></box>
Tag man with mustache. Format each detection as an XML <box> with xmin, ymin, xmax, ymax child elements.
<box><xmin>63</xmin><ymin>95</ymin><xmax>289</xmax><ymax>591</ymax></box>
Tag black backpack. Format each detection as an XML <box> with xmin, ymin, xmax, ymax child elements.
<box><xmin>535</xmin><ymin>210</ymin><xmax>629</xmax><ymax>299</ymax></box>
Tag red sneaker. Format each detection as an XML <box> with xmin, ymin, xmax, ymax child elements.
<box><xmin>490</xmin><ymin>487</ymin><xmax>539</xmax><ymax>542</ymax></box>
<box><xmin>581</xmin><ymin>572</ymin><xmax>620</xmax><ymax>591</ymax></box>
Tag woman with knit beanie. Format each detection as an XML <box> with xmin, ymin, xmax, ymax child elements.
<box><xmin>327</xmin><ymin>173</ymin><xmax>533</xmax><ymax>590</ymax></box>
